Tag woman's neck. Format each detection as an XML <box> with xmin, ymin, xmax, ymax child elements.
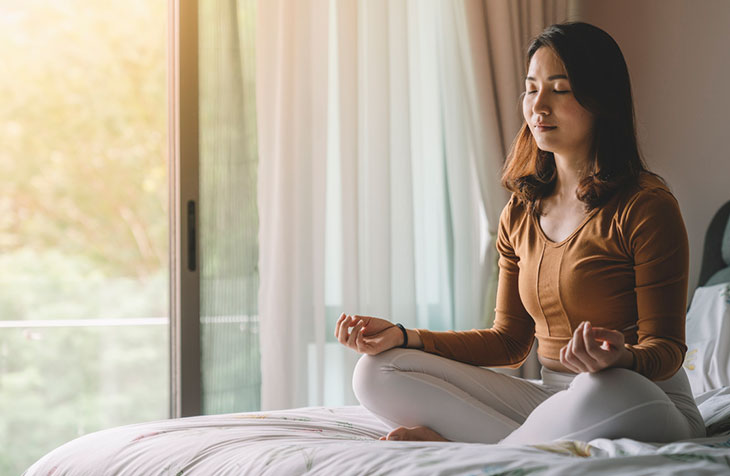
<box><xmin>552</xmin><ymin>151</ymin><xmax>591</xmax><ymax>200</ymax></box>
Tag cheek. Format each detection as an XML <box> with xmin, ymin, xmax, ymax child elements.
<box><xmin>522</xmin><ymin>97</ymin><xmax>531</xmax><ymax>122</ymax></box>
<box><xmin>566</xmin><ymin>104</ymin><xmax>594</xmax><ymax>132</ymax></box>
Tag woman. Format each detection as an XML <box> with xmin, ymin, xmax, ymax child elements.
<box><xmin>334</xmin><ymin>22</ymin><xmax>705</xmax><ymax>445</ymax></box>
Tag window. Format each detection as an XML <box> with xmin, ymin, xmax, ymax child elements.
<box><xmin>0</xmin><ymin>1</ymin><xmax>168</xmax><ymax>473</ymax></box>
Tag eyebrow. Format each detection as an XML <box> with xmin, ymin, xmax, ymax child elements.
<box><xmin>525</xmin><ymin>74</ymin><xmax>568</xmax><ymax>81</ymax></box>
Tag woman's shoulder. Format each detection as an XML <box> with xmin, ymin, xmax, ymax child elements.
<box><xmin>499</xmin><ymin>193</ymin><xmax>531</xmax><ymax>230</ymax></box>
<box><xmin>636</xmin><ymin>171</ymin><xmax>672</xmax><ymax>194</ymax></box>
<box><xmin>614</xmin><ymin>172</ymin><xmax>679</xmax><ymax>216</ymax></box>
<box><xmin>497</xmin><ymin>193</ymin><xmax>533</xmax><ymax>253</ymax></box>
<box><xmin>612</xmin><ymin>172</ymin><xmax>684</xmax><ymax>234</ymax></box>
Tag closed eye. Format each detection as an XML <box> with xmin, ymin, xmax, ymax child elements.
<box><xmin>526</xmin><ymin>90</ymin><xmax>571</xmax><ymax>95</ymax></box>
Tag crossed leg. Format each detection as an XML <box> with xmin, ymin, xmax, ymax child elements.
<box><xmin>352</xmin><ymin>348</ymin><xmax>556</xmax><ymax>443</ymax></box>
<box><xmin>500</xmin><ymin>367</ymin><xmax>703</xmax><ymax>444</ymax></box>
<box><xmin>353</xmin><ymin>349</ymin><xmax>703</xmax><ymax>444</ymax></box>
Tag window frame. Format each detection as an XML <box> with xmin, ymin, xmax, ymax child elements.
<box><xmin>169</xmin><ymin>0</ymin><xmax>202</xmax><ymax>418</ymax></box>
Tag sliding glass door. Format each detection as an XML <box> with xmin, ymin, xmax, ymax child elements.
<box><xmin>198</xmin><ymin>0</ymin><xmax>261</xmax><ymax>415</ymax></box>
<box><xmin>171</xmin><ymin>0</ymin><xmax>261</xmax><ymax>416</ymax></box>
<box><xmin>173</xmin><ymin>0</ymin><xmax>261</xmax><ymax>417</ymax></box>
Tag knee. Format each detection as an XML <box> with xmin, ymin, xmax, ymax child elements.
<box><xmin>352</xmin><ymin>353</ymin><xmax>379</xmax><ymax>401</ymax></box>
<box><xmin>352</xmin><ymin>349</ymin><xmax>403</xmax><ymax>405</ymax></box>
<box><xmin>572</xmin><ymin>368</ymin><xmax>654</xmax><ymax>389</ymax></box>
<box><xmin>571</xmin><ymin>368</ymin><xmax>645</xmax><ymax>390</ymax></box>
<box><xmin>569</xmin><ymin>368</ymin><xmax>667</xmax><ymax>409</ymax></box>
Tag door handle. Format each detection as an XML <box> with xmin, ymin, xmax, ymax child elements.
<box><xmin>187</xmin><ymin>200</ymin><xmax>196</xmax><ymax>271</ymax></box>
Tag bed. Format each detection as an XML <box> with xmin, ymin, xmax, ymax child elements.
<box><xmin>20</xmin><ymin>390</ymin><xmax>730</xmax><ymax>475</ymax></box>
<box><xmin>24</xmin><ymin>280</ymin><xmax>730</xmax><ymax>475</ymax></box>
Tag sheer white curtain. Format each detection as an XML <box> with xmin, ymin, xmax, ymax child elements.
<box><xmin>256</xmin><ymin>0</ymin><xmax>569</xmax><ymax>411</ymax></box>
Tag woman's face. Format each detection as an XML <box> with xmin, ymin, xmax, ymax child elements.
<box><xmin>522</xmin><ymin>47</ymin><xmax>595</xmax><ymax>159</ymax></box>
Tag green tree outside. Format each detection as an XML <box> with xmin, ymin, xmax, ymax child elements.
<box><xmin>1</xmin><ymin>1</ymin><xmax>261</xmax><ymax>473</ymax></box>
<box><xmin>1</xmin><ymin>1</ymin><xmax>169</xmax><ymax>473</ymax></box>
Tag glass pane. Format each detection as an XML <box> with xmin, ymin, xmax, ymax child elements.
<box><xmin>199</xmin><ymin>0</ymin><xmax>261</xmax><ymax>414</ymax></box>
<box><xmin>0</xmin><ymin>1</ymin><xmax>169</xmax><ymax>474</ymax></box>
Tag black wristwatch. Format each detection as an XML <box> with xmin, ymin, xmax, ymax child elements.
<box><xmin>395</xmin><ymin>323</ymin><xmax>408</xmax><ymax>348</ymax></box>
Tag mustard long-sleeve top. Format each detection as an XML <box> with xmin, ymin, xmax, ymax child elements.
<box><xmin>414</xmin><ymin>173</ymin><xmax>689</xmax><ymax>381</ymax></box>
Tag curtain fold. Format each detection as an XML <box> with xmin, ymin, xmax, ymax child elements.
<box><xmin>256</xmin><ymin>0</ymin><xmax>569</xmax><ymax>410</ymax></box>
<box><xmin>256</xmin><ymin>0</ymin><xmax>330</xmax><ymax>411</ymax></box>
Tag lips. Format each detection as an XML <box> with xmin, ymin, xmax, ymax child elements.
<box><xmin>535</xmin><ymin>125</ymin><xmax>557</xmax><ymax>132</ymax></box>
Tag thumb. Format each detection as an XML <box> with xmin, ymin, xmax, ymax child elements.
<box><xmin>591</xmin><ymin>327</ymin><xmax>624</xmax><ymax>348</ymax></box>
<box><xmin>354</xmin><ymin>315</ymin><xmax>372</xmax><ymax>325</ymax></box>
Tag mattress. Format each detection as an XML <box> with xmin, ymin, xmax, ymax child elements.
<box><xmin>24</xmin><ymin>386</ymin><xmax>730</xmax><ymax>476</ymax></box>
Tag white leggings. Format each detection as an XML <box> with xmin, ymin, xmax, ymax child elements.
<box><xmin>352</xmin><ymin>348</ymin><xmax>706</xmax><ymax>444</ymax></box>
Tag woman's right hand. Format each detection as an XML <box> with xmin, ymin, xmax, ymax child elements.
<box><xmin>335</xmin><ymin>313</ymin><xmax>402</xmax><ymax>355</ymax></box>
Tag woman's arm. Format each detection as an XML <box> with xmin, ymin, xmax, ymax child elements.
<box><xmin>560</xmin><ymin>186</ymin><xmax>689</xmax><ymax>380</ymax></box>
<box><xmin>620</xmin><ymin>187</ymin><xmax>689</xmax><ymax>380</ymax></box>
<box><xmin>405</xmin><ymin>328</ymin><xmax>424</xmax><ymax>349</ymax></box>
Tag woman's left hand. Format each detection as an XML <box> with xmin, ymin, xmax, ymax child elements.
<box><xmin>560</xmin><ymin>321</ymin><xmax>631</xmax><ymax>373</ymax></box>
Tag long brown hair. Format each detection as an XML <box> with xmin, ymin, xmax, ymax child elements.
<box><xmin>502</xmin><ymin>22</ymin><xmax>654</xmax><ymax>214</ymax></box>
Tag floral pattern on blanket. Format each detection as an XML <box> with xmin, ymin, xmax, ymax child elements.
<box><xmin>530</xmin><ymin>440</ymin><xmax>593</xmax><ymax>457</ymax></box>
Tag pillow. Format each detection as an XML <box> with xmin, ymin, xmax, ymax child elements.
<box><xmin>707</xmin><ymin>267</ymin><xmax>730</xmax><ymax>287</ymax></box>
<box><xmin>684</xmin><ymin>282</ymin><xmax>730</xmax><ymax>396</ymax></box>
<box><xmin>706</xmin><ymin>215</ymin><xmax>730</xmax><ymax>286</ymax></box>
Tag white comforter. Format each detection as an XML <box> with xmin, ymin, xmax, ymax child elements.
<box><xmin>24</xmin><ymin>388</ymin><xmax>730</xmax><ymax>476</ymax></box>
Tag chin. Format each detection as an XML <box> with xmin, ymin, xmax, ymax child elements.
<box><xmin>535</xmin><ymin>142</ymin><xmax>557</xmax><ymax>154</ymax></box>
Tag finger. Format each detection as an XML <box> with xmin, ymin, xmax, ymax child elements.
<box><xmin>346</xmin><ymin>319</ymin><xmax>360</xmax><ymax>346</ymax></box>
<box><xmin>570</xmin><ymin>322</ymin><xmax>586</xmax><ymax>356</ymax></box>
<box><xmin>356</xmin><ymin>323</ymin><xmax>368</xmax><ymax>351</ymax></box>
<box><xmin>577</xmin><ymin>323</ymin><xmax>601</xmax><ymax>371</ymax></box>
<box><xmin>582</xmin><ymin>322</ymin><xmax>604</xmax><ymax>362</ymax></box>
<box><xmin>335</xmin><ymin>313</ymin><xmax>346</xmax><ymax>339</ymax></box>
<box><xmin>352</xmin><ymin>314</ymin><xmax>367</xmax><ymax>330</ymax></box>
<box><xmin>560</xmin><ymin>345</ymin><xmax>581</xmax><ymax>373</ymax></box>
<box><xmin>357</xmin><ymin>317</ymin><xmax>369</xmax><ymax>334</ymax></box>
<box><xmin>354</xmin><ymin>315</ymin><xmax>376</xmax><ymax>330</ymax></box>
<box><xmin>347</xmin><ymin>321</ymin><xmax>364</xmax><ymax>347</ymax></box>
<box><xmin>577</xmin><ymin>322</ymin><xmax>600</xmax><ymax>368</ymax></box>
<box><xmin>337</xmin><ymin>315</ymin><xmax>353</xmax><ymax>344</ymax></box>
<box><xmin>565</xmin><ymin>350</ymin><xmax>589</xmax><ymax>373</ymax></box>
<box><xmin>591</xmin><ymin>327</ymin><xmax>625</xmax><ymax>349</ymax></box>
<box><xmin>569</xmin><ymin>323</ymin><xmax>592</xmax><ymax>371</ymax></box>
<box><xmin>565</xmin><ymin>342</ymin><xmax>590</xmax><ymax>373</ymax></box>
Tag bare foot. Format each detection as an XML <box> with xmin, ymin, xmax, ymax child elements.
<box><xmin>378</xmin><ymin>425</ymin><xmax>450</xmax><ymax>442</ymax></box>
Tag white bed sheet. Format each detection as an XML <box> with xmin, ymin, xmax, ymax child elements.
<box><xmin>24</xmin><ymin>387</ymin><xmax>730</xmax><ymax>476</ymax></box>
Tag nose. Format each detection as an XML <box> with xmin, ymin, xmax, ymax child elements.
<box><xmin>531</xmin><ymin>89</ymin><xmax>551</xmax><ymax>116</ymax></box>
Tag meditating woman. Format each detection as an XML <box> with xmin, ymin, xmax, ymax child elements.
<box><xmin>334</xmin><ymin>21</ymin><xmax>705</xmax><ymax>444</ymax></box>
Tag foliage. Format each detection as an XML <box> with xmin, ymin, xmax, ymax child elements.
<box><xmin>0</xmin><ymin>316</ymin><xmax>168</xmax><ymax>475</ymax></box>
<box><xmin>0</xmin><ymin>0</ymin><xmax>168</xmax><ymax>278</ymax></box>
<box><xmin>0</xmin><ymin>1</ymin><xmax>169</xmax><ymax>474</ymax></box>
<box><xmin>0</xmin><ymin>0</ymin><xmax>261</xmax><ymax>473</ymax></box>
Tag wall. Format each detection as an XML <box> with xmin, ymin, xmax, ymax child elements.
<box><xmin>575</xmin><ymin>0</ymin><xmax>730</xmax><ymax>294</ymax></box>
